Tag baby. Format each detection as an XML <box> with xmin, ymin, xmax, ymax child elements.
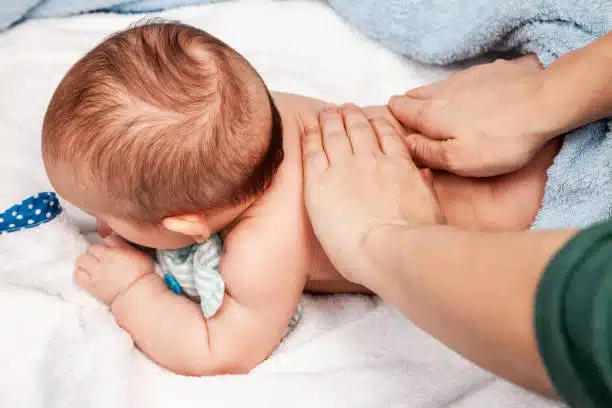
<box><xmin>42</xmin><ymin>22</ymin><xmax>560</xmax><ymax>375</ymax></box>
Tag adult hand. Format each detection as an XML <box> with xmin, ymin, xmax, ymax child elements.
<box><xmin>302</xmin><ymin>104</ymin><xmax>445</xmax><ymax>286</ymax></box>
<box><xmin>389</xmin><ymin>55</ymin><xmax>553</xmax><ymax>177</ymax></box>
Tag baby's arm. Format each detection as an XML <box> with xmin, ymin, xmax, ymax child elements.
<box><xmin>76</xmin><ymin>219</ymin><xmax>306</xmax><ymax>375</ymax></box>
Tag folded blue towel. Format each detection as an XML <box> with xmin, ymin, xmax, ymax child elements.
<box><xmin>0</xmin><ymin>0</ymin><xmax>213</xmax><ymax>31</ymax></box>
<box><xmin>328</xmin><ymin>0</ymin><xmax>612</xmax><ymax>229</ymax></box>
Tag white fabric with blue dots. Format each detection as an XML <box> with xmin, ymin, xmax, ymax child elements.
<box><xmin>0</xmin><ymin>193</ymin><xmax>301</xmax><ymax>335</ymax></box>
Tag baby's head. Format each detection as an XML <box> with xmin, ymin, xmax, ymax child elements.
<box><xmin>42</xmin><ymin>22</ymin><xmax>283</xmax><ymax>249</ymax></box>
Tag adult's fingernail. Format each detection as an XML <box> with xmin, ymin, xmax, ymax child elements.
<box><xmin>341</xmin><ymin>103</ymin><xmax>359</xmax><ymax>110</ymax></box>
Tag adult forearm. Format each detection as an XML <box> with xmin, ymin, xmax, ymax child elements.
<box><xmin>537</xmin><ymin>31</ymin><xmax>612</xmax><ymax>139</ymax></box>
<box><xmin>364</xmin><ymin>225</ymin><xmax>578</xmax><ymax>396</ymax></box>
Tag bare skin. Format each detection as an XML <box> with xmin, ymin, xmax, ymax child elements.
<box><xmin>302</xmin><ymin>33</ymin><xmax>612</xmax><ymax>398</ymax></box>
<box><xmin>271</xmin><ymin>92</ymin><xmax>560</xmax><ymax>293</ymax></box>
<box><xmin>66</xmin><ymin>91</ymin><xmax>559</xmax><ymax>376</ymax></box>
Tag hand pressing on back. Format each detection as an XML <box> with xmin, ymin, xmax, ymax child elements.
<box><xmin>302</xmin><ymin>104</ymin><xmax>444</xmax><ymax>286</ymax></box>
<box><xmin>389</xmin><ymin>55</ymin><xmax>554</xmax><ymax>177</ymax></box>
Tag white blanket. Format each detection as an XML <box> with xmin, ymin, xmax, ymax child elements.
<box><xmin>0</xmin><ymin>1</ymin><xmax>562</xmax><ymax>407</ymax></box>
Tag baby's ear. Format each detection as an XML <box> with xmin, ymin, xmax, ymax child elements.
<box><xmin>162</xmin><ymin>214</ymin><xmax>210</xmax><ymax>241</ymax></box>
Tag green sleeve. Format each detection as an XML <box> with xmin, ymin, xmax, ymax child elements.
<box><xmin>535</xmin><ymin>219</ymin><xmax>612</xmax><ymax>408</ymax></box>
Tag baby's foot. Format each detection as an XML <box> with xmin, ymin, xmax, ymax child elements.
<box><xmin>75</xmin><ymin>234</ymin><xmax>154</xmax><ymax>306</ymax></box>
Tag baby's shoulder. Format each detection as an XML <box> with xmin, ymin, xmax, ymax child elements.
<box><xmin>222</xmin><ymin>208</ymin><xmax>302</xmax><ymax>260</ymax></box>
<box><xmin>222</xmin><ymin>188</ymin><xmax>310</xmax><ymax>263</ymax></box>
<box><xmin>219</xmin><ymin>212</ymin><xmax>309</xmax><ymax>301</ymax></box>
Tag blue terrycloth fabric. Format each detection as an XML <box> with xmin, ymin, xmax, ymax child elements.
<box><xmin>328</xmin><ymin>0</ymin><xmax>612</xmax><ymax>229</ymax></box>
<box><xmin>0</xmin><ymin>0</ymin><xmax>214</xmax><ymax>31</ymax></box>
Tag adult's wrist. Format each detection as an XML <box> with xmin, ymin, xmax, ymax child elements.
<box><xmin>526</xmin><ymin>67</ymin><xmax>573</xmax><ymax>145</ymax></box>
<box><xmin>534</xmin><ymin>37</ymin><xmax>612</xmax><ymax>140</ymax></box>
<box><xmin>361</xmin><ymin>223</ymin><xmax>422</xmax><ymax>297</ymax></box>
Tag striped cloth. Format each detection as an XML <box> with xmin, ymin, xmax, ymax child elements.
<box><xmin>157</xmin><ymin>234</ymin><xmax>225</xmax><ymax>318</ymax></box>
<box><xmin>157</xmin><ymin>235</ymin><xmax>302</xmax><ymax>336</ymax></box>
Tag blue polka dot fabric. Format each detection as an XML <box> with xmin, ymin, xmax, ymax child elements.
<box><xmin>0</xmin><ymin>192</ymin><xmax>62</xmax><ymax>235</ymax></box>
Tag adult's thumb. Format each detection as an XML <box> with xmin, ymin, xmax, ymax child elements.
<box><xmin>405</xmin><ymin>134</ymin><xmax>452</xmax><ymax>171</ymax></box>
<box><xmin>388</xmin><ymin>95</ymin><xmax>430</xmax><ymax>132</ymax></box>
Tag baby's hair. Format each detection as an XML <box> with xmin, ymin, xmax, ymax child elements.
<box><xmin>42</xmin><ymin>21</ymin><xmax>283</xmax><ymax>221</ymax></box>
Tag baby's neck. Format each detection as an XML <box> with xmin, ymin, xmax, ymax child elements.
<box><xmin>271</xmin><ymin>91</ymin><xmax>470</xmax><ymax>225</ymax></box>
<box><xmin>273</xmin><ymin>92</ymin><xmax>328</xmax><ymax>159</ymax></box>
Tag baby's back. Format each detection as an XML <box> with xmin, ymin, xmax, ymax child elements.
<box><xmin>225</xmin><ymin>91</ymin><xmax>558</xmax><ymax>297</ymax></box>
<box><xmin>222</xmin><ymin>92</ymin><xmax>371</xmax><ymax>296</ymax></box>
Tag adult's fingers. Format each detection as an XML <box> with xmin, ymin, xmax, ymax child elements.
<box><xmin>403</xmin><ymin>82</ymin><xmax>444</xmax><ymax>99</ymax></box>
<box><xmin>405</xmin><ymin>133</ymin><xmax>453</xmax><ymax>171</ymax></box>
<box><xmin>388</xmin><ymin>95</ymin><xmax>440</xmax><ymax>137</ymax></box>
<box><xmin>418</xmin><ymin>168</ymin><xmax>435</xmax><ymax>188</ymax></box>
<box><xmin>319</xmin><ymin>107</ymin><xmax>353</xmax><ymax>162</ymax></box>
<box><xmin>510</xmin><ymin>54</ymin><xmax>542</xmax><ymax>68</ymax></box>
<box><xmin>301</xmin><ymin>118</ymin><xmax>329</xmax><ymax>181</ymax></box>
<box><xmin>369</xmin><ymin>117</ymin><xmax>411</xmax><ymax>160</ymax></box>
<box><xmin>341</xmin><ymin>104</ymin><xmax>381</xmax><ymax>155</ymax></box>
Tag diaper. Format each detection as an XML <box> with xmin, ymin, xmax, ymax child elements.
<box><xmin>156</xmin><ymin>236</ymin><xmax>301</xmax><ymax>336</ymax></box>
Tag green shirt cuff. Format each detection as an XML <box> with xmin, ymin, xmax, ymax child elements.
<box><xmin>535</xmin><ymin>220</ymin><xmax>612</xmax><ymax>408</ymax></box>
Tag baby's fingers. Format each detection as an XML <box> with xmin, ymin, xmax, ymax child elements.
<box><xmin>74</xmin><ymin>266</ymin><xmax>93</xmax><ymax>292</ymax></box>
<box><xmin>76</xmin><ymin>252</ymin><xmax>99</xmax><ymax>272</ymax></box>
<box><xmin>74</xmin><ymin>252</ymin><xmax>99</xmax><ymax>294</ymax></box>
<box><xmin>103</xmin><ymin>233</ymin><xmax>130</xmax><ymax>249</ymax></box>
<box><xmin>87</xmin><ymin>243</ymin><xmax>107</xmax><ymax>260</ymax></box>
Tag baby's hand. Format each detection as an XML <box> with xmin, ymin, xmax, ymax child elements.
<box><xmin>75</xmin><ymin>233</ymin><xmax>154</xmax><ymax>306</ymax></box>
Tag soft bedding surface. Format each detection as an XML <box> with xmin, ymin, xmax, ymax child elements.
<box><xmin>0</xmin><ymin>1</ymin><xmax>562</xmax><ymax>407</ymax></box>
